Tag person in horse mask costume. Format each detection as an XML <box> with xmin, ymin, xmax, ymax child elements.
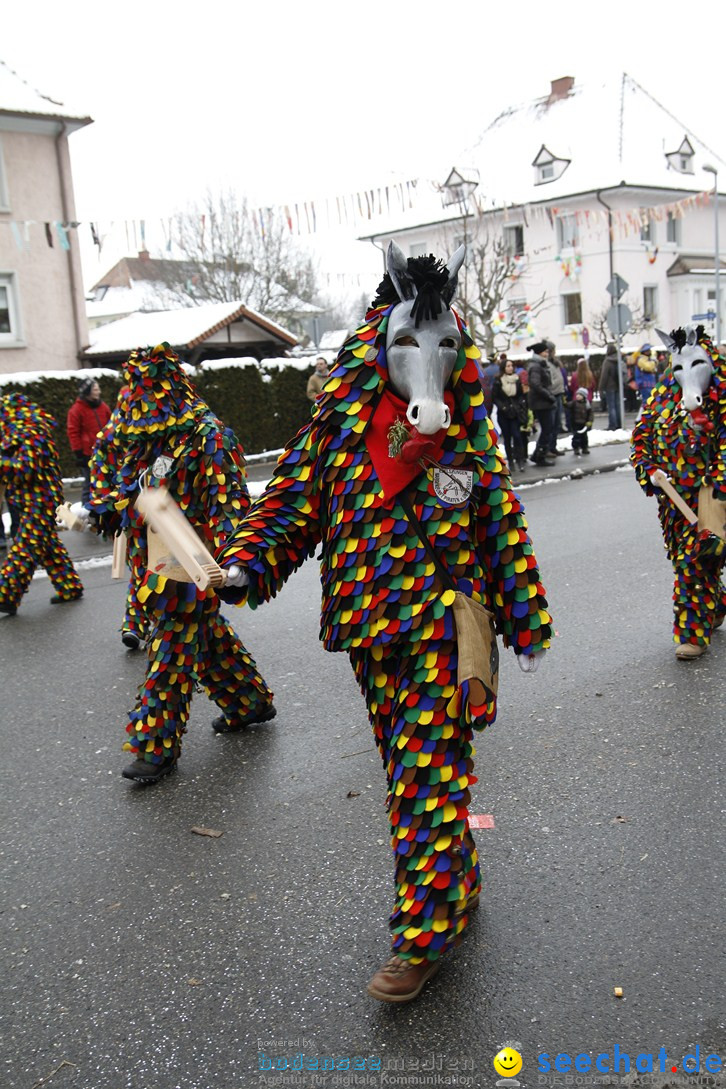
<box><xmin>631</xmin><ymin>324</ymin><xmax>726</xmax><ymax>659</ymax></box>
<box><xmin>217</xmin><ymin>244</ymin><xmax>553</xmax><ymax>1002</ymax></box>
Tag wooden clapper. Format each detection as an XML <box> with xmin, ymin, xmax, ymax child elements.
<box><xmin>651</xmin><ymin>470</ymin><xmax>726</xmax><ymax>540</ymax></box>
<box><xmin>56</xmin><ymin>501</ymin><xmax>89</xmax><ymax>532</ymax></box>
<box><xmin>135</xmin><ymin>485</ymin><xmax>227</xmax><ymax>591</ymax></box>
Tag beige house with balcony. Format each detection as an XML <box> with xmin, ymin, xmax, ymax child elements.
<box><xmin>0</xmin><ymin>59</ymin><xmax>92</xmax><ymax>373</ymax></box>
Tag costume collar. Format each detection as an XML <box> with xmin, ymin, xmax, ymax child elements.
<box><xmin>365</xmin><ymin>387</ymin><xmax>453</xmax><ymax>505</ymax></box>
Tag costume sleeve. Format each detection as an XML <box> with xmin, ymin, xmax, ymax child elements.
<box><xmin>185</xmin><ymin>426</ymin><xmax>250</xmax><ymax>551</ymax></box>
<box><xmin>216</xmin><ymin>423</ymin><xmax>322</xmax><ymax>608</ymax></box>
<box><xmin>475</xmin><ymin>424</ymin><xmax>552</xmax><ymax>655</ymax></box>
<box><xmin>630</xmin><ymin>394</ymin><xmax>660</xmax><ymax>495</ymax></box>
<box><xmin>67</xmin><ymin>402</ymin><xmax>82</xmax><ymax>453</ymax></box>
<box><xmin>86</xmin><ymin>418</ymin><xmax>123</xmax><ymax>531</ymax></box>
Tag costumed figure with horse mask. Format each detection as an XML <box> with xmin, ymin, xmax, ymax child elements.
<box><xmin>631</xmin><ymin>325</ymin><xmax>726</xmax><ymax>659</ymax></box>
<box><xmin>216</xmin><ymin>244</ymin><xmax>553</xmax><ymax>1003</ymax></box>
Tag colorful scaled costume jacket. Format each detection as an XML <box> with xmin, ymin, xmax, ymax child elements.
<box><xmin>88</xmin><ymin>344</ymin><xmax>273</xmax><ymax>765</ymax></box>
<box><xmin>218</xmin><ymin>303</ymin><xmax>552</xmax><ymax>962</ymax></box>
<box><xmin>0</xmin><ymin>394</ymin><xmax>83</xmax><ymax>611</ymax></box>
<box><xmin>631</xmin><ymin>335</ymin><xmax>726</xmax><ymax>646</ymax></box>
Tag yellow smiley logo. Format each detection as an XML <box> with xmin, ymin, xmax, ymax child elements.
<box><xmin>493</xmin><ymin>1048</ymin><xmax>523</xmax><ymax>1078</ymax></box>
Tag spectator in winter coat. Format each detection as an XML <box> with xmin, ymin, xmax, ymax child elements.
<box><xmin>479</xmin><ymin>353</ymin><xmax>501</xmax><ymax>422</ymax></box>
<box><xmin>545</xmin><ymin>340</ymin><xmax>567</xmax><ymax>449</ymax></box>
<box><xmin>569</xmin><ymin>358</ymin><xmax>596</xmax><ymax>402</ymax></box>
<box><xmin>67</xmin><ymin>379</ymin><xmax>111</xmax><ymax>503</ymax></box>
<box><xmin>492</xmin><ymin>358</ymin><xmax>528</xmax><ymax>473</ymax></box>
<box><xmin>306</xmin><ymin>357</ymin><xmax>330</xmax><ymax>403</ymax></box>
<box><xmin>570</xmin><ymin>387</ymin><xmax>594</xmax><ymax>456</ymax></box>
<box><xmin>598</xmin><ymin>342</ymin><xmax>627</xmax><ymax>430</ymax></box>
<box><xmin>633</xmin><ymin>344</ymin><xmax>658</xmax><ymax>409</ymax></box>
<box><xmin>526</xmin><ymin>341</ymin><xmax>556</xmax><ymax>465</ymax></box>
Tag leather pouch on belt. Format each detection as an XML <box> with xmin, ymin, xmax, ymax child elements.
<box><xmin>452</xmin><ymin>591</ymin><xmax>500</xmax><ymax>703</ymax></box>
<box><xmin>697</xmin><ymin>486</ymin><xmax>726</xmax><ymax>541</ymax></box>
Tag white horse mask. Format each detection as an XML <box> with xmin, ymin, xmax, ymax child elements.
<box><xmin>385</xmin><ymin>242</ymin><xmax>466</xmax><ymax>435</ymax></box>
<box><xmin>656</xmin><ymin>325</ymin><xmax>715</xmax><ymax>412</ymax></box>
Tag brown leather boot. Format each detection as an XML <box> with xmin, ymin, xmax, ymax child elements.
<box><xmin>675</xmin><ymin>642</ymin><xmax>706</xmax><ymax>660</ymax></box>
<box><xmin>366</xmin><ymin>955</ymin><xmax>440</xmax><ymax>1003</ymax></box>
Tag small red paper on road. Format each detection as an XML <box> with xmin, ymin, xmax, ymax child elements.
<box><xmin>469</xmin><ymin>814</ymin><xmax>495</xmax><ymax>829</ymax></box>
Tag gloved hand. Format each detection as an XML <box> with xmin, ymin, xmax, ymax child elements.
<box><xmin>517</xmin><ymin>651</ymin><xmax>545</xmax><ymax>673</ymax></box>
<box><xmin>223</xmin><ymin>564</ymin><xmax>249</xmax><ymax>589</ymax></box>
<box><xmin>69</xmin><ymin>502</ymin><xmax>93</xmax><ymax>530</ymax></box>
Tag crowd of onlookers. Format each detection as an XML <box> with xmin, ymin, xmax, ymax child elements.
<box><xmin>478</xmin><ymin>339</ymin><xmax>675</xmax><ymax>477</ymax></box>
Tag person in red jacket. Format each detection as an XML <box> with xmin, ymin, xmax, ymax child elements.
<box><xmin>67</xmin><ymin>379</ymin><xmax>111</xmax><ymax>502</ymax></box>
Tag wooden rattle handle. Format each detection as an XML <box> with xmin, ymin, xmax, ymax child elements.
<box><xmin>650</xmin><ymin>470</ymin><xmax>698</xmax><ymax>525</ymax></box>
<box><xmin>135</xmin><ymin>485</ymin><xmax>226</xmax><ymax>591</ymax></box>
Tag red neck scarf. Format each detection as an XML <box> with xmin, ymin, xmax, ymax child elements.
<box><xmin>365</xmin><ymin>387</ymin><xmax>453</xmax><ymax>503</ymax></box>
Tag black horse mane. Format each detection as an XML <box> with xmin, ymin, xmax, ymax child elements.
<box><xmin>371</xmin><ymin>254</ymin><xmax>454</xmax><ymax>325</ymax></box>
<box><xmin>670</xmin><ymin>325</ymin><xmax>706</xmax><ymax>351</ymax></box>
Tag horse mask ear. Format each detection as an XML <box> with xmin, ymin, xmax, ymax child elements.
<box><xmin>386</xmin><ymin>241</ymin><xmax>415</xmax><ymax>303</ymax></box>
<box><xmin>441</xmin><ymin>245</ymin><xmax>467</xmax><ymax>306</ymax></box>
<box><xmin>655</xmin><ymin>327</ymin><xmax>676</xmax><ymax>351</ymax></box>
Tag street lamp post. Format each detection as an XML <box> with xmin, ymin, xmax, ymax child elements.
<box><xmin>703</xmin><ymin>163</ymin><xmax>721</xmax><ymax>346</ymax></box>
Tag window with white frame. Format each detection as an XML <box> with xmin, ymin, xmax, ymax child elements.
<box><xmin>643</xmin><ymin>285</ymin><xmax>658</xmax><ymax>322</ymax></box>
<box><xmin>410</xmin><ymin>242</ymin><xmax>429</xmax><ymax>258</ymax></box>
<box><xmin>561</xmin><ymin>289</ymin><xmax>582</xmax><ymax>327</ymax></box>
<box><xmin>666</xmin><ymin>212</ymin><xmax>681</xmax><ymax>244</ymax></box>
<box><xmin>556</xmin><ymin>214</ymin><xmax>579</xmax><ymax>250</ymax></box>
<box><xmin>0</xmin><ymin>138</ymin><xmax>8</xmax><ymax>210</ymax></box>
<box><xmin>640</xmin><ymin>218</ymin><xmax>653</xmax><ymax>243</ymax></box>
<box><xmin>503</xmin><ymin>224</ymin><xmax>524</xmax><ymax>257</ymax></box>
<box><xmin>0</xmin><ymin>274</ymin><xmax>22</xmax><ymax>344</ymax></box>
<box><xmin>509</xmin><ymin>297</ymin><xmax>528</xmax><ymax>324</ymax></box>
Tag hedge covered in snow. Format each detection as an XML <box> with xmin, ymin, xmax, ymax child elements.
<box><xmin>0</xmin><ymin>357</ymin><xmax>316</xmax><ymax>475</ymax></box>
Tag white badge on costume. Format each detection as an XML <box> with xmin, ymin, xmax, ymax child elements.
<box><xmin>152</xmin><ymin>455</ymin><xmax>174</xmax><ymax>480</ymax></box>
<box><xmin>432</xmin><ymin>468</ymin><xmax>473</xmax><ymax>506</ymax></box>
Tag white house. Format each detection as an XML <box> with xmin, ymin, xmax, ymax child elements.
<box><xmin>360</xmin><ymin>74</ymin><xmax>726</xmax><ymax>357</ymax></box>
<box><xmin>0</xmin><ymin>59</ymin><xmax>91</xmax><ymax>372</ymax></box>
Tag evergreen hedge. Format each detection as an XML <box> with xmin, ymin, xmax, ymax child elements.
<box><xmin>0</xmin><ymin>359</ymin><xmax>315</xmax><ymax>477</ymax></box>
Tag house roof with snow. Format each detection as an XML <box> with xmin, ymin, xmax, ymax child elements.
<box><xmin>82</xmin><ymin>299</ymin><xmax>297</xmax><ymax>361</ymax></box>
<box><xmin>0</xmin><ymin>58</ymin><xmax>92</xmax><ymax>131</ymax></box>
<box><xmin>360</xmin><ymin>73</ymin><xmax>726</xmax><ymax>238</ymax></box>
<box><xmin>87</xmin><ymin>252</ymin><xmax>322</xmax><ymax>325</ymax></box>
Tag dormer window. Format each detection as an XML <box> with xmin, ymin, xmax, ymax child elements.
<box><xmin>532</xmin><ymin>144</ymin><xmax>571</xmax><ymax>186</ymax></box>
<box><xmin>440</xmin><ymin>166</ymin><xmax>479</xmax><ymax>206</ymax></box>
<box><xmin>665</xmin><ymin>136</ymin><xmax>695</xmax><ymax>175</ymax></box>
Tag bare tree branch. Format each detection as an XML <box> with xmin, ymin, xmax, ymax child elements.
<box><xmin>157</xmin><ymin>190</ymin><xmax>320</xmax><ymax>334</ymax></box>
<box><xmin>444</xmin><ymin>218</ymin><xmax>549</xmax><ymax>355</ymax></box>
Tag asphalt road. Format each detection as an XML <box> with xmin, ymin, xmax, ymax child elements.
<box><xmin>1</xmin><ymin>468</ymin><xmax>724</xmax><ymax>1089</ymax></box>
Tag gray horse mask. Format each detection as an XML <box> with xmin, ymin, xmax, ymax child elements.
<box><xmin>656</xmin><ymin>325</ymin><xmax>715</xmax><ymax>412</ymax></box>
<box><xmin>385</xmin><ymin>242</ymin><xmax>466</xmax><ymax>435</ymax></box>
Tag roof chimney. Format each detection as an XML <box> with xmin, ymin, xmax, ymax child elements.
<box><xmin>138</xmin><ymin>249</ymin><xmax>150</xmax><ymax>261</ymax></box>
<box><xmin>548</xmin><ymin>76</ymin><xmax>574</xmax><ymax>103</ymax></box>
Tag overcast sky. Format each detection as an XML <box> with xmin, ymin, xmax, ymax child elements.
<box><xmin>4</xmin><ymin>0</ymin><xmax>726</xmax><ymax>289</ymax></box>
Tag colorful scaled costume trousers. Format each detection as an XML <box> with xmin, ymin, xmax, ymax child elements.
<box><xmin>657</xmin><ymin>498</ymin><xmax>726</xmax><ymax>647</ymax></box>
<box><xmin>350</xmin><ymin>615</ymin><xmax>486</xmax><ymax>963</ymax></box>
<box><xmin>122</xmin><ymin>533</ymin><xmax>148</xmax><ymax>641</ymax></box>
<box><xmin>0</xmin><ymin>499</ymin><xmax>82</xmax><ymax>610</ymax></box>
<box><xmin>126</xmin><ymin>572</ymin><xmax>273</xmax><ymax>763</ymax></box>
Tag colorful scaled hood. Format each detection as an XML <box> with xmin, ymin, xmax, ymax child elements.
<box><xmin>310</xmin><ymin>302</ymin><xmax>488</xmax><ymax>466</ymax></box>
<box><xmin>114</xmin><ymin>343</ymin><xmax>203</xmax><ymax>441</ymax></box>
<box><xmin>0</xmin><ymin>392</ymin><xmax>57</xmax><ymax>445</ymax></box>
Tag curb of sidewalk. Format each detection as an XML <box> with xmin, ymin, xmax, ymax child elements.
<box><xmin>516</xmin><ymin>448</ymin><xmax>632</xmax><ymax>488</ymax></box>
